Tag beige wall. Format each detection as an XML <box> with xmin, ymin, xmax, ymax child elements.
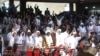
<box><xmin>1</xmin><ymin>1</ymin><xmax>76</xmax><ymax>14</ymax></box>
<box><xmin>26</xmin><ymin>2</ymin><xmax>70</xmax><ymax>15</ymax></box>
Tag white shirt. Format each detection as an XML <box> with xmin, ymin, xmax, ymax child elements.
<box><xmin>45</xmin><ymin>35</ymin><xmax>53</xmax><ymax>47</ymax></box>
<box><xmin>34</xmin><ymin>36</ymin><xmax>43</xmax><ymax>48</ymax></box>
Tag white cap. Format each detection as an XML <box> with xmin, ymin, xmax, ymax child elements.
<box><xmin>80</xmin><ymin>23</ymin><xmax>84</xmax><ymax>25</ymax></box>
<box><xmin>72</xmin><ymin>31</ymin><xmax>77</xmax><ymax>35</ymax></box>
<box><xmin>45</xmin><ymin>30</ymin><xmax>51</xmax><ymax>34</ymax></box>
<box><xmin>90</xmin><ymin>22</ymin><xmax>93</xmax><ymax>24</ymax></box>
<box><xmin>57</xmin><ymin>29</ymin><xmax>61</xmax><ymax>32</ymax></box>
<box><xmin>27</xmin><ymin>29</ymin><xmax>31</xmax><ymax>32</ymax></box>
<box><xmin>36</xmin><ymin>30</ymin><xmax>40</xmax><ymax>33</ymax></box>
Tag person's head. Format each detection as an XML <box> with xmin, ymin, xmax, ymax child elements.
<box><xmin>90</xmin><ymin>37</ymin><xmax>96</xmax><ymax>42</ymax></box>
<box><xmin>17</xmin><ymin>30</ymin><xmax>21</xmax><ymax>36</ymax></box>
<box><xmin>57</xmin><ymin>29</ymin><xmax>61</xmax><ymax>34</ymax></box>
<box><xmin>46</xmin><ymin>8</ymin><xmax>48</xmax><ymax>10</ymax></box>
<box><xmin>90</xmin><ymin>32</ymin><xmax>95</xmax><ymax>37</ymax></box>
<box><xmin>80</xmin><ymin>23</ymin><xmax>84</xmax><ymax>27</ymax></box>
<box><xmin>53</xmin><ymin>25</ymin><xmax>58</xmax><ymax>31</ymax></box>
<box><xmin>45</xmin><ymin>30</ymin><xmax>51</xmax><ymax>36</ymax></box>
<box><xmin>36</xmin><ymin>30</ymin><xmax>40</xmax><ymax>37</ymax></box>
<box><xmin>91</xmin><ymin>16</ymin><xmax>94</xmax><ymax>18</ymax></box>
<box><xmin>30</xmin><ymin>6</ymin><xmax>32</xmax><ymax>8</ymax></box>
<box><xmin>71</xmin><ymin>31</ymin><xmax>77</xmax><ymax>37</ymax></box>
<box><xmin>3</xmin><ymin>3</ymin><xmax>5</xmax><ymax>6</ymax></box>
<box><xmin>27</xmin><ymin>29</ymin><xmax>31</xmax><ymax>36</ymax></box>
<box><xmin>67</xmin><ymin>28</ymin><xmax>72</xmax><ymax>34</ymax></box>
<box><xmin>89</xmin><ymin>22</ymin><xmax>93</xmax><ymax>26</ymax></box>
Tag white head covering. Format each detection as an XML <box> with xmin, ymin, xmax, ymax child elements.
<box><xmin>72</xmin><ymin>31</ymin><xmax>77</xmax><ymax>35</ymax></box>
<box><xmin>45</xmin><ymin>30</ymin><xmax>51</xmax><ymax>34</ymax></box>
<box><xmin>27</xmin><ymin>29</ymin><xmax>31</xmax><ymax>32</ymax></box>
<box><xmin>90</xmin><ymin>22</ymin><xmax>93</xmax><ymax>24</ymax></box>
<box><xmin>80</xmin><ymin>23</ymin><xmax>84</xmax><ymax>25</ymax></box>
<box><xmin>36</xmin><ymin>30</ymin><xmax>40</xmax><ymax>33</ymax></box>
<box><xmin>57</xmin><ymin>29</ymin><xmax>61</xmax><ymax>33</ymax></box>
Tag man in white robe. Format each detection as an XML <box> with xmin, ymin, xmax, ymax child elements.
<box><xmin>65</xmin><ymin>32</ymin><xmax>81</xmax><ymax>49</ymax></box>
<box><xmin>78</xmin><ymin>23</ymin><xmax>87</xmax><ymax>37</ymax></box>
<box><xmin>34</xmin><ymin>30</ymin><xmax>43</xmax><ymax>48</ymax></box>
<box><xmin>60</xmin><ymin>29</ymin><xmax>70</xmax><ymax>47</ymax></box>
<box><xmin>44</xmin><ymin>30</ymin><xmax>53</xmax><ymax>48</ymax></box>
<box><xmin>56</xmin><ymin>29</ymin><xmax>63</xmax><ymax>47</ymax></box>
<box><xmin>8</xmin><ymin>32</ymin><xmax>16</xmax><ymax>47</ymax></box>
<box><xmin>95</xmin><ymin>24</ymin><xmax>100</xmax><ymax>41</ymax></box>
<box><xmin>26</xmin><ymin>30</ymin><xmax>34</xmax><ymax>49</ymax></box>
<box><xmin>87</xmin><ymin>22</ymin><xmax>95</xmax><ymax>33</ymax></box>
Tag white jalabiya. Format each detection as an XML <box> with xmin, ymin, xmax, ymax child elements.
<box><xmin>26</xmin><ymin>35</ymin><xmax>34</xmax><ymax>48</ymax></box>
<box><xmin>87</xmin><ymin>25</ymin><xmax>95</xmax><ymax>32</ymax></box>
<box><xmin>8</xmin><ymin>36</ymin><xmax>14</xmax><ymax>47</ymax></box>
<box><xmin>0</xmin><ymin>35</ymin><xmax>4</xmax><ymax>56</ymax></box>
<box><xmin>90</xmin><ymin>17</ymin><xmax>96</xmax><ymax>24</ymax></box>
<box><xmin>45</xmin><ymin>35</ymin><xmax>53</xmax><ymax>47</ymax></box>
<box><xmin>95</xmin><ymin>25</ymin><xmax>100</xmax><ymax>35</ymax></box>
<box><xmin>78</xmin><ymin>26</ymin><xmax>86</xmax><ymax>34</ymax></box>
<box><xmin>58</xmin><ymin>31</ymin><xmax>69</xmax><ymax>47</ymax></box>
<box><xmin>7</xmin><ymin>32</ymin><xmax>13</xmax><ymax>41</ymax></box>
<box><xmin>34</xmin><ymin>36</ymin><xmax>43</xmax><ymax>48</ymax></box>
<box><xmin>15</xmin><ymin>35</ymin><xmax>24</xmax><ymax>44</ymax></box>
<box><xmin>56</xmin><ymin>32</ymin><xmax>63</xmax><ymax>46</ymax></box>
<box><xmin>65</xmin><ymin>35</ymin><xmax>81</xmax><ymax>49</ymax></box>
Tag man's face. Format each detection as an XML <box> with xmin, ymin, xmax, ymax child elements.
<box><xmin>47</xmin><ymin>32</ymin><xmax>50</xmax><ymax>36</ymax></box>
<box><xmin>37</xmin><ymin>32</ymin><xmax>40</xmax><ymax>36</ymax></box>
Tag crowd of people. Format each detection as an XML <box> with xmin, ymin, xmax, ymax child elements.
<box><xmin>0</xmin><ymin>4</ymin><xmax>100</xmax><ymax>56</ymax></box>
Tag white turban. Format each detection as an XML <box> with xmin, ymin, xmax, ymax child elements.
<box><xmin>45</xmin><ymin>30</ymin><xmax>51</xmax><ymax>34</ymax></box>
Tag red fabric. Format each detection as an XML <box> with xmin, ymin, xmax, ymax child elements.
<box><xmin>33</xmin><ymin>49</ymin><xmax>40</xmax><ymax>56</ymax></box>
<box><xmin>26</xmin><ymin>50</ymin><xmax>32</xmax><ymax>56</ymax></box>
<box><xmin>54</xmin><ymin>51</ymin><xmax>59</xmax><ymax>56</ymax></box>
